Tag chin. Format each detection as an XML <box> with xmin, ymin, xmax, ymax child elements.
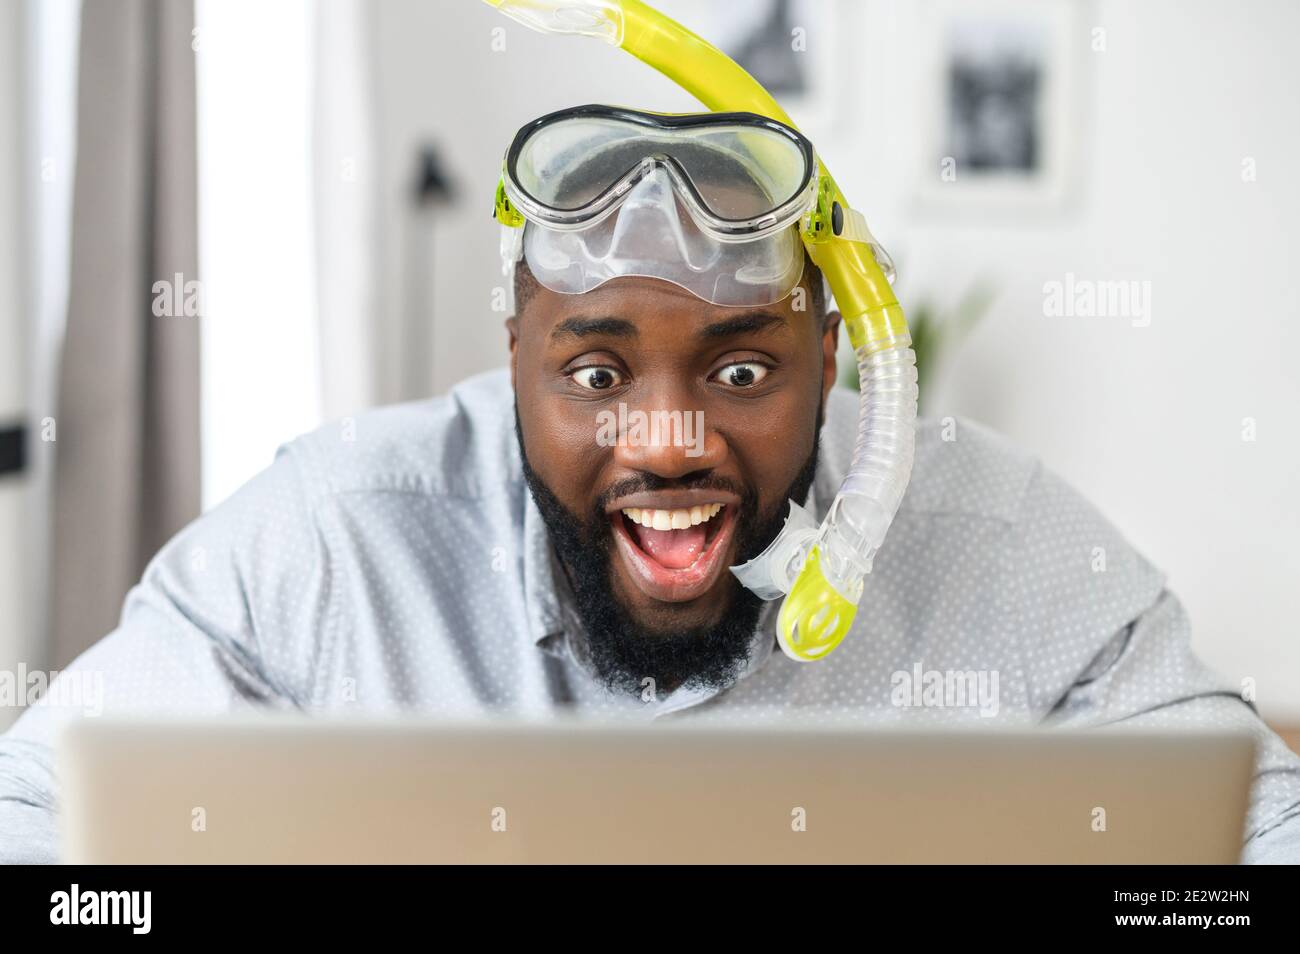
<box><xmin>612</xmin><ymin>577</ymin><xmax>734</xmax><ymax>636</ymax></box>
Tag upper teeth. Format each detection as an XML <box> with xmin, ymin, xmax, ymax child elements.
<box><xmin>623</xmin><ymin>503</ymin><xmax>723</xmax><ymax>531</ymax></box>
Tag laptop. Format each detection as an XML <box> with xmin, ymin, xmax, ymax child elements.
<box><xmin>57</xmin><ymin>713</ymin><xmax>1255</xmax><ymax>863</ymax></box>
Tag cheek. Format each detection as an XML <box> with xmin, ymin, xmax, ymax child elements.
<box><xmin>712</xmin><ymin>381</ymin><xmax>820</xmax><ymax>497</ymax></box>
<box><xmin>517</xmin><ymin>384</ymin><xmax>610</xmax><ymax>507</ymax></box>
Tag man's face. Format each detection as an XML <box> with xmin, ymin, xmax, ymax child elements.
<box><xmin>509</xmin><ymin>269</ymin><xmax>839</xmax><ymax>693</ymax></box>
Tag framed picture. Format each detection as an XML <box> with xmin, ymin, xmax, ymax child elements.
<box><xmin>914</xmin><ymin>0</ymin><xmax>1083</xmax><ymax>213</ymax></box>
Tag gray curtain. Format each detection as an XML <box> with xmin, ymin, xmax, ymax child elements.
<box><xmin>50</xmin><ymin>0</ymin><xmax>200</xmax><ymax>667</ymax></box>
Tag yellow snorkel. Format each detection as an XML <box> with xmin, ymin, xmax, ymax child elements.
<box><xmin>484</xmin><ymin>0</ymin><xmax>919</xmax><ymax>662</ymax></box>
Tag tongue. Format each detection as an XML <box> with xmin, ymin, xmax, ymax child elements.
<box><xmin>629</xmin><ymin>520</ymin><xmax>708</xmax><ymax>569</ymax></box>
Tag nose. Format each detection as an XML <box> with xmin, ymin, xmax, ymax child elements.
<box><xmin>610</xmin><ymin>395</ymin><xmax>726</xmax><ymax>480</ymax></box>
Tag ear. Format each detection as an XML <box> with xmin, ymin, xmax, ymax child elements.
<box><xmin>820</xmin><ymin>309</ymin><xmax>842</xmax><ymax>413</ymax></box>
<box><xmin>506</xmin><ymin>315</ymin><xmax>519</xmax><ymax>391</ymax></box>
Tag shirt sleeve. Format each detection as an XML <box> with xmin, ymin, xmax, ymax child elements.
<box><xmin>0</xmin><ymin>440</ymin><xmax>333</xmax><ymax>864</ymax></box>
<box><xmin>1020</xmin><ymin>459</ymin><xmax>1300</xmax><ymax>864</ymax></box>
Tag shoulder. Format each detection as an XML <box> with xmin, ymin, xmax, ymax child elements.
<box><xmin>820</xmin><ymin>386</ymin><xmax>1166</xmax><ymax>610</ymax></box>
<box><xmin>281</xmin><ymin>367</ymin><xmax>521</xmax><ymax>505</ymax></box>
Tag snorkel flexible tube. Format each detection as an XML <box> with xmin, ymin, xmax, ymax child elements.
<box><xmin>484</xmin><ymin>0</ymin><xmax>918</xmax><ymax>661</ymax></box>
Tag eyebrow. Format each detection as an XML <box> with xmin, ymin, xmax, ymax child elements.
<box><xmin>697</xmin><ymin>311</ymin><xmax>788</xmax><ymax>339</ymax></box>
<box><xmin>548</xmin><ymin>310</ymin><xmax>788</xmax><ymax>343</ymax></box>
<box><xmin>550</xmin><ymin>316</ymin><xmax>639</xmax><ymax>341</ymax></box>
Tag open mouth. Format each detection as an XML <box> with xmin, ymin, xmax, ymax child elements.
<box><xmin>609</xmin><ymin>501</ymin><xmax>739</xmax><ymax>603</ymax></box>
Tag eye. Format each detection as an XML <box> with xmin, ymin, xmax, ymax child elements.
<box><xmin>713</xmin><ymin>361</ymin><xmax>768</xmax><ymax>388</ymax></box>
<box><xmin>570</xmin><ymin>366</ymin><xmax>624</xmax><ymax>390</ymax></box>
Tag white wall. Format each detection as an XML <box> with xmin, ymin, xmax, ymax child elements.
<box><xmin>196</xmin><ymin>0</ymin><xmax>321</xmax><ymax>510</ymax></box>
<box><xmin>891</xmin><ymin>0</ymin><xmax>1300</xmax><ymax>722</ymax></box>
<box><xmin>372</xmin><ymin>0</ymin><xmax>1300</xmax><ymax>720</ymax></box>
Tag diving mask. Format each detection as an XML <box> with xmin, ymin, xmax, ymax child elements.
<box><xmin>496</xmin><ymin>105</ymin><xmax>818</xmax><ymax>306</ymax></box>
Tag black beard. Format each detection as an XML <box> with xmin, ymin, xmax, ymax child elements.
<box><xmin>514</xmin><ymin>404</ymin><xmax>822</xmax><ymax>699</ymax></box>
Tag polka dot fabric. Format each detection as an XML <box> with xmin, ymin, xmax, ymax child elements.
<box><xmin>1</xmin><ymin>368</ymin><xmax>1296</xmax><ymax>863</ymax></box>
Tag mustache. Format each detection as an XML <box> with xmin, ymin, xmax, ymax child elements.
<box><xmin>595</xmin><ymin>472</ymin><xmax>750</xmax><ymax>515</ymax></box>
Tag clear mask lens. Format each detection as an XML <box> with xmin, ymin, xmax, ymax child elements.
<box><xmin>512</xmin><ymin>114</ymin><xmax>811</xmax><ymax>226</ymax></box>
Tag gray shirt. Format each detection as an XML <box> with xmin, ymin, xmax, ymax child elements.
<box><xmin>2</xmin><ymin>367</ymin><xmax>1298</xmax><ymax>863</ymax></box>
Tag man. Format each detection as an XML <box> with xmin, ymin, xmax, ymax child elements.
<box><xmin>2</xmin><ymin>106</ymin><xmax>1298</xmax><ymax>864</ymax></box>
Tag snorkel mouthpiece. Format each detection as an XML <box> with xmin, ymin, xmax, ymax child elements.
<box><xmin>483</xmin><ymin>0</ymin><xmax>919</xmax><ymax>662</ymax></box>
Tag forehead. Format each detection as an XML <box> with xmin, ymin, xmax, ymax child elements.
<box><xmin>520</xmin><ymin>274</ymin><xmax>818</xmax><ymax>348</ymax></box>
